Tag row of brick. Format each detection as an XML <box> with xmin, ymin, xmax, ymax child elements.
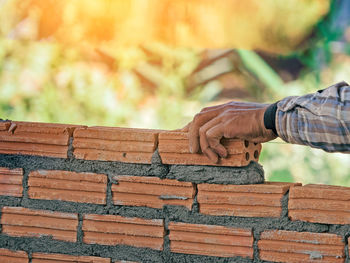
<box><xmin>3</xmin><ymin>167</ymin><xmax>350</xmax><ymax>225</ymax></box>
<box><xmin>0</xmin><ymin>206</ymin><xmax>349</xmax><ymax>262</ymax></box>
<box><xmin>0</xmin><ymin>121</ymin><xmax>260</xmax><ymax>166</ymax></box>
<box><xmin>0</xmin><ymin>206</ymin><xmax>164</xmax><ymax>249</ymax></box>
<box><xmin>0</xmin><ymin>248</ymin><xmax>136</xmax><ymax>263</ymax></box>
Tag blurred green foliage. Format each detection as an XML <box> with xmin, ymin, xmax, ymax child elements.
<box><xmin>0</xmin><ymin>0</ymin><xmax>349</xmax><ymax>186</ymax></box>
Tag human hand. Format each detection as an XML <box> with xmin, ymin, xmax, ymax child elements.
<box><xmin>185</xmin><ymin>101</ymin><xmax>277</xmax><ymax>163</ymax></box>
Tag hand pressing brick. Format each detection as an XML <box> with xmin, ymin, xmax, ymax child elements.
<box><xmin>0</xmin><ymin>248</ymin><xmax>28</xmax><ymax>263</ymax></box>
<box><xmin>28</xmin><ymin>170</ymin><xmax>107</xmax><ymax>204</ymax></box>
<box><xmin>289</xmin><ymin>184</ymin><xmax>350</xmax><ymax>224</ymax></box>
<box><xmin>112</xmin><ymin>175</ymin><xmax>195</xmax><ymax>209</ymax></box>
<box><xmin>1</xmin><ymin>207</ymin><xmax>78</xmax><ymax>242</ymax></box>
<box><xmin>158</xmin><ymin>131</ymin><xmax>262</xmax><ymax>167</ymax></box>
<box><xmin>168</xmin><ymin>222</ymin><xmax>253</xmax><ymax>258</ymax></box>
<box><xmin>0</xmin><ymin>167</ymin><xmax>23</xmax><ymax>197</ymax></box>
<box><xmin>258</xmin><ymin>230</ymin><xmax>345</xmax><ymax>263</ymax></box>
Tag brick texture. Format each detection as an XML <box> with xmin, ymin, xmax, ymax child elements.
<box><xmin>169</xmin><ymin>222</ymin><xmax>253</xmax><ymax>258</ymax></box>
<box><xmin>112</xmin><ymin>175</ymin><xmax>195</xmax><ymax>209</ymax></box>
<box><xmin>73</xmin><ymin>127</ymin><xmax>159</xmax><ymax>164</ymax></box>
<box><xmin>28</xmin><ymin>170</ymin><xmax>107</xmax><ymax>204</ymax></box>
<box><xmin>1</xmin><ymin>207</ymin><xmax>78</xmax><ymax>242</ymax></box>
<box><xmin>82</xmin><ymin>214</ymin><xmax>164</xmax><ymax>250</ymax></box>
<box><xmin>158</xmin><ymin>131</ymin><xmax>262</xmax><ymax>166</ymax></box>
<box><xmin>0</xmin><ymin>121</ymin><xmax>80</xmax><ymax>158</ymax></box>
<box><xmin>0</xmin><ymin>167</ymin><xmax>23</xmax><ymax>197</ymax></box>
<box><xmin>197</xmin><ymin>182</ymin><xmax>300</xmax><ymax>218</ymax></box>
<box><xmin>289</xmin><ymin>184</ymin><xmax>350</xmax><ymax>224</ymax></box>
<box><xmin>32</xmin><ymin>253</ymin><xmax>110</xmax><ymax>263</ymax></box>
<box><xmin>258</xmin><ymin>230</ymin><xmax>345</xmax><ymax>263</ymax></box>
<box><xmin>0</xmin><ymin>248</ymin><xmax>28</xmax><ymax>263</ymax></box>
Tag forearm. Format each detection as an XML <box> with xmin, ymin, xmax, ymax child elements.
<box><xmin>271</xmin><ymin>81</ymin><xmax>350</xmax><ymax>152</ymax></box>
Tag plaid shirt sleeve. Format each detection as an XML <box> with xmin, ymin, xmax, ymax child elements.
<box><xmin>275</xmin><ymin>81</ymin><xmax>350</xmax><ymax>153</ymax></box>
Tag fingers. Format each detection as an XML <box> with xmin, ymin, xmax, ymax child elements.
<box><xmin>198</xmin><ymin>117</ymin><xmax>227</xmax><ymax>162</ymax></box>
<box><xmin>206</xmin><ymin>124</ymin><xmax>227</xmax><ymax>158</ymax></box>
<box><xmin>189</xmin><ymin>107</ymin><xmax>226</xmax><ymax>153</ymax></box>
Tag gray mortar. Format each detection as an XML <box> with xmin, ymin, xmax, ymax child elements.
<box><xmin>0</xmin><ymin>154</ymin><xmax>168</xmax><ymax>177</ymax></box>
<box><xmin>166</xmin><ymin>161</ymin><xmax>264</xmax><ymax>185</ymax></box>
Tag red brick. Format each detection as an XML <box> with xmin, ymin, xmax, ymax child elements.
<box><xmin>198</xmin><ymin>182</ymin><xmax>299</xmax><ymax>218</ymax></box>
<box><xmin>260</xmin><ymin>230</ymin><xmax>343</xmax><ymax>245</ymax></box>
<box><xmin>32</xmin><ymin>252</ymin><xmax>110</xmax><ymax>263</ymax></box>
<box><xmin>198</xmin><ymin>192</ymin><xmax>283</xmax><ymax>206</ymax></box>
<box><xmin>0</xmin><ymin>142</ymin><xmax>68</xmax><ymax>158</ymax></box>
<box><xmin>112</xmin><ymin>176</ymin><xmax>195</xmax><ymax>209</ymax></box>
<box><xmin>290</xmin><ymin>184</ymin><xmax>350</xmax><ymax>200</ymax></box>
<box><xmin>198</xmin><ymin>182</ymin><xmax>299</xmax><ymax>194</ymax></box>
<box><xmin>28</xmin><ymin>170</ymin><xmax>107</xmax><ymax>204</ymax></box>
<box><xmin>259</xmin><ymin>251</ymin><xmax>344</xmax><ymax>263</ymax></box>
<box><xmin>82</xmin><ymin>214</ymin><xmax>164</xmax><ymax>250</ymax></box>
<box><xmin>159</xmin><ymin>139</ymin><xmax>249</xmax><ymax>154</ymax></box>
<box><xmin>0</xmin><ymin>248</ymin><xmax>28</xmax><ymax>263</ymax></box>
<box><xmin>0</xmin><ymin>131</ymin><xmax>69</xmax><ymax>145</ymax></box>
<box><xmin>0</xmin><ymin>167</ymin><xmax>23</xmax><ymax>197</ymax></box>
<box><xmin>289</xmin><ymin>199</ymin><xmax>350</xmax><ymax>212</ymax></box>
<box><xmin>73</xmin><ymin>127</ymin><xmax>159</xmax><ymax>164</ymax></box>
<box><xmin>169</xmin><ymin>222</ymin><xmax>253</xmax><ymax>258</ymax></box>
<box><xmin>200</xmin><ymin>204</ymin><xmax>283</xmax><ymax>217</ymax></box>
<box><xmin>29</xmin><ymin>170</ymin><xmax>107</xmax><ymax>183</ymax></box>
<box><xmin>74</xmin><ymin>149</ymin><xmax>154</xmax><ymax>164</ymax></box>
<box><xmin>13</xmin><ymin>121</ymin><xmax>81</xmax><ymax>136</ymax></box>
<box><xmin>160</xmin><ymin>152</ymin><xmax>251</xmax><ymax>166</ymax></box>
<box><xmin>1</xmin><ymin>207</ymin><xmax>78</xmax><ymax>242</ymax></box>
<box><xmin>289</xmin><ymin>185</ymin><xmax>350</xmax><ymax>224</ymax></box>
<box><xmin>158</xmin><ymin>131</ymin><xmax>262</xmax><ymax>166</ymax></box>
<box><xmin>159</xmin><ymin>132</ymin><xmax>188</xmax><ymax>140</ymax></box>
<box><xmin>74</xmin><ymin>127</ymin><xmax>159</xmax><ymax>142</ymax></box>
<box><xmin>0</xmin><ymin>121</ymin><xmax>79</xmax><ymax>158</ymax></box>
<box><xmin>258</xmin><ymin>230</ymin><xmax>345</xmax><ymax>262</ymax></box>
<box><xmin>73</xmin><ymin>138</ymin><xmax>156</xmax><ymax>153</ymax></box>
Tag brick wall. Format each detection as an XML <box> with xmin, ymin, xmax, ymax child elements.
<box><xmin>0</xmin><ymin>120</ymin><xmax>349</xmax><ymax>263</ymax></box>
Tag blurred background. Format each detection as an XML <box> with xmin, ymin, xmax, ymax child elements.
<box><xmin>0</xmin><ymin>0</ymin><xmax>350</xmax><ymax>185</ymax></box>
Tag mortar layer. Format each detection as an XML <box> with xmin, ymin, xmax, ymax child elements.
<box><xmin>166</xmin><ymin>161</ymin><xmax>264</xmax><ymax>184</ymax></box>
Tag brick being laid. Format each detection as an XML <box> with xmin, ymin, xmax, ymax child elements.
<box><xmin>1</xmin><ymin>206</ymin><xmax>78</xmax><ymax>242</ymax></box>
<box><xmin>168</xmin><ymin>222</ymin><xmax>253</xmax><ymax>258</ymax></box>
<box><xmin>289</xmin><ymin>184</ymin><xmax>350</xmax><ymax>225</ymax></box>
<box><xmin>31</xmin><ymin>253</ymin><xmax>110</xmax><ymax>263</ymax></box>
<box><xmin>82</xmin><ymin>214</ymin><xmax>164</xmax><ymax>250</ymax></box>
<box><xmin>112</xmin><ymin>175</ymin><xmax>195</xmax><ymax>209</ymax></box>
<box><xmin>0</xmin><ymin>121</ymin><xmax>81</xmax><ymax>158</ymax></box>
<box><xmin>28</xmin><ymin>170</ymin><xmax>108</xmax><ymax>204</ymax></box>
<box><xmin>0</xmin><ymin>167</ymin><xmax>23</xmax><ymax>197</ymax></box>
<box><xmin>197</xmin><ymin>182</ymin><xmax>300</xmax><ymax>218</ymax></box>
<box><xmin>73</xmin><ymin>127</ymin><xmax>159</xmax><ymax>164</ymax></box>
<box><xmin>0</xmin><ymin>248</ymin><xmax>28</xmax><ymax>263</ymax></box>
<box><xmin>258</xmin><ymin>230</ymin><xmax>345</xmax><ymax>263</ymax></box>
<box><xmin>158</xmin><ymin>131</ymin><xmax>262</xmax><ymax>166</ymax></box>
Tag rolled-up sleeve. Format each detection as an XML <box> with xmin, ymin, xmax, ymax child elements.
<box><xmin>276</xmin><ymin>81</ymin><xmax>350</xmax><ymax>153</ymax></box>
